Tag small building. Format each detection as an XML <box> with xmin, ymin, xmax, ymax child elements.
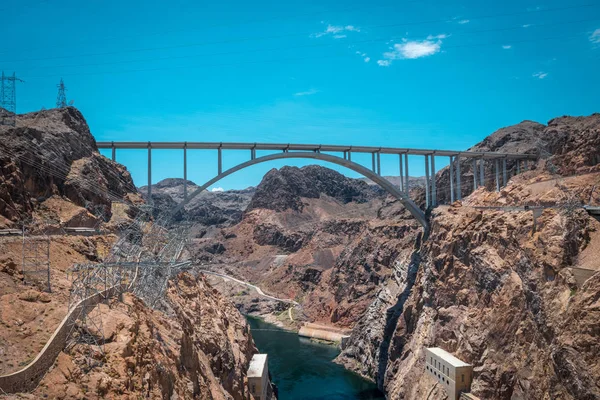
<box><xmin>248</xmin><ymin>354</ymin><xmax>269</xmax><ymax>400</ymax></box>
<box><xmin>425</xmin><ymin>347</ymin><xmax>473</xmax><ymax>400</ymax></box>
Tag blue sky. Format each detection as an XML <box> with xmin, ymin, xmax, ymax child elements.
<box><xmin>2</xmin><ymin>0</ymin><xmax>599</xmax><ymax>190</ymax></box>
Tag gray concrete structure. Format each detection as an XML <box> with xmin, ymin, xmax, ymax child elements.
<box><xmin>99</xmin><ymin>141</ymin><xmax>536</xmax><ymax>229</ymax></box>
<box><xmin>425</xmin><ymin>347</ymin><xmax>473</xmax><ymax>400</ymax></box>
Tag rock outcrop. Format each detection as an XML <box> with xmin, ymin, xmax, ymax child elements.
<box><xmin>246</xmin><ymin>165</ymin><xmax>379</xmax><ymax>212</ymax></box>
<box><xmin>0</xmin><ymin>108</ymin><xmax>138</xmax><ymax>226</ymax></box>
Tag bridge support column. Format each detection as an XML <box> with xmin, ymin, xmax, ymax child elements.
<box><xmin>404</xmin><ymin>153</ymin><xmax>409</xmax><ymax>195</ymax></box>
<box><xmin>502</xmin><ymin>158</ymin><xmax>507</xmax><ymax>186</ymax></box>
<box><xmin>425</xmin><ymin>155</ymin><xmax>430</xmax><ymax>208</ymax></box>
<box><xmin>343</xmin><ymin>151</ymin><xmax>347</xmax><ymax>160</ymax></box>
<box><xmin>480</xmin><ymin>158</ymin><xmax>485</xmax><ymax>187</ymax></box>
<box><xmin>147</xmin><ymin>143</ymin><xmax>152</xmax><ymax>201</ymax></box>
<box><xmin>347</xmin><ymin>151</ymin><xmax>352</xmax><ymax>162</ymax></box>
<box><xmin>218</xmin><ymin>146</ymin><xmax>223</xmax><ymax>175</ymax></box>
<box><xmin>376</xmin><ymin>152</ymin><xmax>381</xmax><ymax>175</ymax></box>
<box><xmin>456</xmin><ymin>155</ymin><xmax>462</xmax><ymax>201</ymax></box>
<box><xmin>449</xmin><ymin>156</ymin><xmax>455</xmax><ymax>203</ymax></box>
<box><xmin>183</xmin><ymin>145</ymin><xmax>188</xmax><ymax>201</ymax></box>
<box><xmin>472</xmin><ymin>159</ymin><xmax>478</xmax><ymax>191</ymax></box>
<box><xmin>495</xmin><ymin>159</ymin><xmax>500</xmax><ymax>192</ymax></box>
<box><xmin>517</xmin><ymin>160</ymin><xmax>521</xmax><ymax>174</ymax></box>
<box><xmin>111</xmin><ymin>143</ymin><xmax>116</xmax><ymax>161</ymax></box>
<box><xmin>431</xmin><ymin>154</ymin><xmax>436</xmax><ymax>207</ymax></box>
<box><xmin>251</xmin><ymin>147</ymin><xmax>256</xmax><ymax>160</ymax></box>
<box><xmin>399</xmin><ymin>154</ymin><xmax>404</xmax><ymax>192</ymax></box>
<box><xmin>371</xmin><ymin>153</ymin><xmax>376</xmax><ymax>173</ymax></box>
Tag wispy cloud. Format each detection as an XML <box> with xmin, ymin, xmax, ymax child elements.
<box><xmin>590</xmin><ymin>28</ymin><xmax>600</xmax><ymax>44</ymax></box>
<box><xmin>364</xmin><ymin>57</ymin><xmax>371</xmax><ymax>62</ymax></box>
<box><xmin>458</xmin><ymin>19</ymin><xmax>470</xmax><ymax>24</ymax></box>
<box><xmin>211</xmin><ymin>187</ymin><xmax>224</xmax><ymax>192</ymax></box>
<box><xmin>294</xmin><ymin>88</ymin><xmax>320</xmax><ymax>96</ymax></box>
<box><xmin>314</xmin><ymin>24</ymin><xmax>361</xmax><ymax>39</ymax></box>
<box><xmin>502</xmin><ymin>45</ymin><xmax>512</xmax><ymax>49</ymax></box>
<box><xmin>378</xmin><ymin>35</ymin><xmax>446</xmax><ymax>66</ymax></box>
<box><xmin>522</xmin><ymin>24</ymin><xmax>532</xmax><ymax>28</ymax></box>
<box><xmin>533</xmin><ymin>71</ymin><xmax>548</xmax><ymax>79</ymax></box>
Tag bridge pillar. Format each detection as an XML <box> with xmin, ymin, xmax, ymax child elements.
<box><xmin>502</xmin><ymin>158</ymin><xmax>507</xmax><ymax>186</ymax></box>
<box><xmin>399</xmin><ymin>154</ymin><xmax>404</xmax><ymax>192</ymax></box>
<box><xmin>431</xmin><ymin>154</ymin><xmax>436</xmax><ymax>207</ymax></box>
<box><xmin>147</xmin><ymin>143</ymin><xmax>152</xmax><ymax>201</ymax></box>
<box><xmin>251</xmin><ymin>147</ymin><xmax>256</xmax><ymax>160</ymax></box>
<box><xmin>111</xmin><ymin>142</ymin><xmax>116</xmax><ymax>161</ymax></box>
<box><xmin>456</xmin><ymin>155</ymin><xmax>462</xmax><ymax>201</ymax></box>
<box><xmin>517</xmin><ymin>160</ymin><xmax>521</xmax><ymax>174</ymax></box>
<box><xmin>495</xmin><ymin>159</ymin><xmax>500</xmax><ymax>192</ymax></box>
<box><xmin>425</xmin><ymin>155</ymin><xmax>430</xmax><ymax>208</ymax></box>
<box><xmin>404</xmin><ymin>153</ymin><xmax>409</xmax><ymax>195</ymax></box>
<box><xmin>348</xmin><ymin>151</ymin><xmax>352</xmax><ymax>162</ymax></box>
<box><xmin>343</xmin><ymin>151</ymin><xmax>347</xmax><ymax>160</ymax></box>
<box><xmin>479</xmin><ymin>158</ymin><xmax>485</xmax><ymax>187</ymax></box>
<box><xmin>376</xmin><ymin>152</ymin><xmax>381</xmax><ymax>175</ymax></box>
<box><xmin>218</xmin><ymin>146</ymin><xmax>223</xmax><ymax>175</ymax></box>
<box><xmin>183</xmin><ymin>144</ymin><xmax>188</xmax><ymax>201</ymax></box>
<box><xmin>449</xmin><ymin>156</ymin><xmax>455</xmax><ymax>203</ymax></box>
<box><xmin>371</xmin><ymin>153</ymin><xmax>376</xmax><ymax>173</ymax></box>
<box><xmin>472</xmin><ymin>158</ymin><xmax>478</xmax><ymax>190</ymax></box>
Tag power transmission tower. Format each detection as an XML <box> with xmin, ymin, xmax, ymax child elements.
<box><xmin>56</xmin><ymin>78</ymin><xmax>67</xmax><ymax>108</ymax></box>
<box><xmin>0</xmin><ymin>71</ymin><xmax>24</xmax><ymax>126</ymax></box>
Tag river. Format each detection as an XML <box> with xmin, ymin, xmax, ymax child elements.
<box><xmin>247</xmin><ymin>317</ymin><xmax>385</xmax><ymax>400</ymax></box>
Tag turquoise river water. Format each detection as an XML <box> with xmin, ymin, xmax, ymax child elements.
<box><xmin>247</xmin><ymin>317</ymin><xmax>385</xmax><ymax>400</ymax></box>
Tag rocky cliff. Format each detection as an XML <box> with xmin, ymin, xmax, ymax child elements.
<box><xmin>337</xmin><ymin>113</ymin><xmax>600</xmax><ymax>399</ymax></box>
<box><xmin>0</xmin><ymin>108</ymin><xmax>141</xmax><ymax>227</ymax></box>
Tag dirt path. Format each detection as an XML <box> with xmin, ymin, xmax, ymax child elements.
<box><xmin>198</xmin><ymin>269</ymin><xmax>299</xmax><ymax>306</ymax></box>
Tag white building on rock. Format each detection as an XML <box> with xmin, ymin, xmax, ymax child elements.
<box><xmin>425</xmin><ymin>347</ymin><xmax>473</xmax><ymax>400</ymax></box>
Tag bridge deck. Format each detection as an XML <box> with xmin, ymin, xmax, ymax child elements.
<box><xmin>96</xmin><ymin>141</ymin><xmax>537</xmax><ymax>160</ymax></box>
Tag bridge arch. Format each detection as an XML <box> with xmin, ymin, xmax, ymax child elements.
<box><xmin>173</xmin><ymin>152</ymin><xmax>428</xmax><ymax>229</ymax></box>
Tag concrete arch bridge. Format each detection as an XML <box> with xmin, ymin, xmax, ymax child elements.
<box><xmin>97</xmin><ymin>142</ymin><xmax>537</xmax><ymax>230</ymax></box>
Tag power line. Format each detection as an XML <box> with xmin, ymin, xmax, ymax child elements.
<box><xmin>3</xmin><ymin>2</ymin><xmax>597</xmax><ymax>65</ymax></box>
<box><xmin>20</xmin><ymin>32</ymin><xmax>586</xmax><ymax>79</ymax></box>
<box><xmin>10</xmin><ymin>16</ymin><xmax>599</xmax><ymax>74</ymax></box>
<box><xmin>0</xmin><ymin>2</ymin><xmax>404</xmax><ymax>56</ymax></box>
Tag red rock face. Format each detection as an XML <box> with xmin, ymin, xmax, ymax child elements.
<box><xmin>20</xmin><ymin>273</ymin><xmax>258</xmax><ymax>400</ymax></box>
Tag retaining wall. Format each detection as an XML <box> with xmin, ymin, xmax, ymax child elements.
<box><xmin>0</xmin><ymin>284</ymin><xmax>127</xmax><ymax>393</ymax></box>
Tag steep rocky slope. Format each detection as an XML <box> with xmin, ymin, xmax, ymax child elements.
<box><xmin>0</xmin><ymin>109</ymin><xmax>270</xmax><ymax>399</ymax></box>
<box><xmin>0</xmin><ymin>108</ymin><xmax>140</xmax><ymax>227</ymax></box>
<box><xmin>338</xmin><ymin>113</ymin><xmax>600</xmax><ymax>399</ymax></box>
<box><xmin>4</xmin><ymin>273</ymin><xmax>260</xmax><ymax>400</ymax></box>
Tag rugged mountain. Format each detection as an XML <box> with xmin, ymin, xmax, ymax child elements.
<box><xmin>337</xmin><ymin>113</ymin><xmax>600</xmax><ymax>399</ymax></box>
<box><xmin>246</xmin><ymin>165</ymin><xmax>380</xmax><ymax>212</ymax></box>
<box><xmin>0</xmin><ymin>107</ymin><xmax>139</xmax><ymax>228</ymax></box>
<box><xmin>140</xmin><ymin>178</ymin><xmax>255</xmax><ymax>227</ymax></box>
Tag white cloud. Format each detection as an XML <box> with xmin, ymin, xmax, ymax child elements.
<box><xmin>364</xmin><ymin>57</ymin><xmax>371</xmax><ymax>62</ymax></box>
<box><xmin>522</xmin><ymin>24</ymin><xmax>532</xmax><ymax>28</ymax></box>
<box><xmin>502</xmin><ymin>45</ymin><xmax>512</xmax><ymax>49</ymax></box>
<box><xmin>314</xmin><ymin>24</ymin><xmax>361</xmax><ymax>38</ymax></box>
<box><xmin>590</xmin><ymin>28</ymin><xmax>600</xmax><ymax>44</ymax></box>
<box><xmin>458</xmin><ymin>19</ymin><xmax>470</xmax><ymax>24</ymax></box>
<box><xmin>426</xmin><ymin>34</ymin><xmax>449</xmax><ymax>40</ymax></box>
<box><xmin>533</xmin><ymin>71</ymin><xmax>548</xmax><ymax>79</ymax></box>
<box><xmin>294</xmin><ymin>88</ymin><xmax>320</xmax><ymax>96</ymax></box>
<box><xmin>211</xmin><ymin>187</ymin><xmax>224</xmax><ymax>192</ymax></box>
<box><xmin>376</xmin><ymin>35</ymin><xmax>446</xmax><ymax>66</ymax></box>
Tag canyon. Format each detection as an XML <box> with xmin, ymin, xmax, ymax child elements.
<box><xmin>0</xmin><ymin>108</ymin><xmax>599</xmax><ymax>399</ymax></box>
